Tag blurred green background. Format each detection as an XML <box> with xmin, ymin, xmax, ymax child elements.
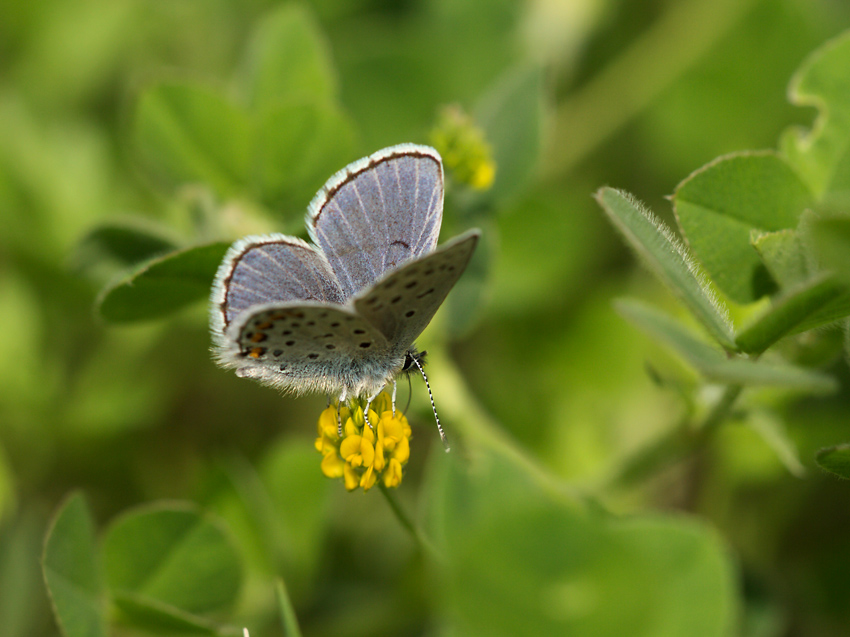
<box><xmin>3</xmin><ymin>0</ymin><xmax>850</xmax><ymax>636</ymax></box>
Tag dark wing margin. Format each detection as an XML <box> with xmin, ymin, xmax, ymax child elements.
<box><xmin>210</xmin><ymin>233</ymin><xmax>344</xmax><ymax>341</ymax></box>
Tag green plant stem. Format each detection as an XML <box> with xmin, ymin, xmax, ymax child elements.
<box><xmin>275</xmin><ymin>578</ymin><xmax>303</xmax><ymax>637</ymax></box>
<box><xmin>378</xmin><ymin>483</ymin><xmax>441</xmax><ymax>562</ymax></box>
<box><xmin>697</xmin><ymin>384</ymin><xmax>743</xmax><ymax>436</ymax></box>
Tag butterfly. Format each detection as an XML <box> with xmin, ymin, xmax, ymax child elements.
<box><xmin>209</xmin><ymin>144</ymin><xmax>480</xmax><ymax>439</ymax></box>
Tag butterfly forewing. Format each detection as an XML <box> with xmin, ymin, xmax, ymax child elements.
<box><xmin>353</xmin><ymin>229</ymin><xmax>480</xmax><ymax>350</ymax></box>
<box><xmin>213</xmin><ymin>235</ymin><xmax>344</xmax><ymax>330</ymax></box>
<box><xmin>308</xmin><ymin>145</ymin><xmax>444</xmax><ymax>299</ymax></box>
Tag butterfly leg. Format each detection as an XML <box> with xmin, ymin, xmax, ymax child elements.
<box><xmin>363</xmin><ymin>389</ymin><xmax>383</xmax><ymax>434</ymax></box>
<box><xmin>391</xmin><ymin>380</ymin><xmax>398</xmax><ymax>416</ymax></box>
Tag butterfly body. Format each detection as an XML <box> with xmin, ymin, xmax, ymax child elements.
<box><xmin>210</xmin><ymin>144</ymin><xmax>479</xmax><ymax>400</ymax></box>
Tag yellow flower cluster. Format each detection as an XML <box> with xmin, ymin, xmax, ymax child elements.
<box><xmin>315</xmin><ymin>392</ymin><xmax>412</xmax><ymax>492</ymax></box>
<box><xmin>430</xmin><ymin>105</ymin><xmax>496</xmax><ymax>191</ymax></box>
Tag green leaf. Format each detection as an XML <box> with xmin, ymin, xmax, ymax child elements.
<box><xmin>746</xmin><ymin>410</ymin><xmax>805</xmax><ymax>478</ymax></box>
<box><xmin>70</xmin><ymin>219</ymin><xmax>181</xmax><ymax>276</ymax></box>
<box><xmin>807</xmin><ymin>214</ymin><xmax>850</xmax><ymax>282</ymax></box>
<box><xmin>815</xmin><ymin>443</ymin><xmax>850</xmax><ymax>479</ymax></box>
<box><xmin>735</xmin><ymin>274</ymin><xmax>848</xmax><ymax>353</ymax></box>
<box><xmin>781</xmin><ymin>31</ymin><xmax>850</xmax><ymax>198</ymax></box>
<box><xmin>96</xmin><ymin>242</ymin><xmax>229</xmax><ymax>323</ymax></box>
<box><xmin>432</xmin><ymin>451</ymin><xmax>737</xmax><ymax>637</ymax></box>
<box><xmin>242</xmin><ymin>4</ymin><xmax>336</xmax><ymax>109</ymax></box>
<box><xmin>42</xmin><ymin>493</ymin><xmax>107</xmax><ymax>637</ymax></box>
<box><xmin>133</xmin><ymin>82</ymin><xmax>251</xmax><ymax>197</ymax></box>
<box><xmin>102</xmin><ymin>503</ymin><xmax>242</xmax><ymax>618</ymax></box>
<box><xmin>595</xmin><ymin>187</ymin><xmax>735</xmax><ymax>350</ymax></box>
<box><xmin>253</xmin><ymin>100</ymin><xmax>354</xmax><ymax>210</ymax></box>
<box><xmin>615</xmin><ymin>298</ymin><xmax>837</xmax><ymax>392</ymax></box>
<box><xmin>673</xmin><ymin>152</ymin><xmax>813</xmax><ymax>303</ymax></box>
<box><xmin>475</xmin><ymin>65</ymin><xmax>544</xmax><ymax>205</ymax></box>
<box><xmin>750</xmin><ymin>229</ymin><xmax>808</xmax><ymax>288</ymax></box>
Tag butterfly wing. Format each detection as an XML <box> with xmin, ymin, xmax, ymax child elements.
<box><xmin>307</xmin><ymin>144</ymin><xmax>444</xmax><ymax>299</ymax></box>
<box><xmin>217</xmin><ymin>302</ymin><xmax>392</xmax><ymax>396</ymax></box>
<box><xmin>210</xmin><ymin>234</ymin><xmax>345</xmax><ymax>346</ymax></box>
<box><xmin>353</xmin><ymin>229</ymin><xmax>480</xmax><ymax>352</ymax></box>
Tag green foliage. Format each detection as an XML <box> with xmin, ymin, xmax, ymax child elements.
<box><xmin>815</xmin><ymin>444</ymin><xmax>850</xmax><ymax>479</ymax></box>
<box><xmin>673</xmin><ymin>152</ymin><xmax>813</xmax><ymax>303</ymax></box>
<box><xmin>3</xmin><ymin>2</ymin><xmax>850</xmax><ymax>636</ymax></box>
<box><xmin>614</xmin><ymin>299</ymin><xmax>835</xmax><ymax>392</ymax></box>
<box><xmin>104</xmin><ymin>504</ymin><xmax>242</xmax><ymax>632</ymax></box>
<box><xmin>595</xmin><ymin>28</ymin><xmax>850</xmax><ymax>500</ymax></box>
<box><xmin>432</xmin><ymin>451</ymin><xmax>736</xmax><ymax>637</ymax></box>
<box><xmin>595</xmin><ymin>187</ymin><xmax>735</xmax><ymax>349</ymax></box>
<box><xmin>44</xmin><ymin>496</ymin><xmax>242</xmax><ymax>636</ymax></box>
<box><xmin>97</xmin><ymin>243</ymin><xmax>230</xmax><ymax>323</ymax></box>
<box><xmin>42</xmin><ymin>494</ymin><xmax>107</xmax><ymax>637</ymax></box>
<box><xmin>782</xmin><ymin>31</ymin><xmax>850</xmax><ymax>197</ymax></box>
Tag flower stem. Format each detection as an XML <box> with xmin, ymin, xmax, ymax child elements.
<box><xmin>378</xmin><ymin>483</ymin><xmax>441</xmax><ymax>562</ymax></box>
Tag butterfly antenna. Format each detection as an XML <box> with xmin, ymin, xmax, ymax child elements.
<box><xmin>410</xmin><ymin>354</ymin><xmax>450</xmax><ymax>452</ymax></box>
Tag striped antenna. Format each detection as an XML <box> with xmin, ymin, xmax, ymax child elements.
<box><xmin>409</xmin><ymin>353</ymin><xmax>450</xmax><ymax>452</ymax></box>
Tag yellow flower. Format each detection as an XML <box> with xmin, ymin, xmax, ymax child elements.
<box><xmin>340</xmin><ymin>434</ymin><xmax>374</xmax><ymax>468</ymax></box>
<box><xmin>315</xmin><ymin>392</ymin><xmax>412</xmax><ymax>492</ymax></box>
<box><xmin>430</xmin><ymin>105</ymin><xmax>496</xmax><ymax>191</ymax></box>
<box><xmin>315</xmin><ymin>406</ymin><xmax>340</xmax><ymax>455</ymax></box>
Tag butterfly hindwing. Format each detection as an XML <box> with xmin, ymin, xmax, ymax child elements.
<box><xmin>308</xmin><ymin>144</ymin><xmax>444</xmax><ymax>299</ymax></box>
<box><xmin>220</xmin><ymin>302</ymin><xmax>391</xmax><ymax>395</ymax></box>
<box><xmin>353</xmin><ymin>229</ymin><xmax>480</xmax><ymax>350</ymax></box>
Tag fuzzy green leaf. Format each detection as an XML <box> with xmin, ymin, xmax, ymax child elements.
<box><xmin>673</xmin><ymin>152</ymin><xmax>813</xmax><ymax>304</ymax></box>
<box><xmin>815</xmin><ymin>444</ymin><xmax>850</xmax><ymax>479</ymax></box>
<box><xmin>735</xmin><ymin>274</ymin><xmax>848</xmax><ymax>353</ymax></box>
<box><xmin>103</xmin><ymin>503</ymin><xmax>242</xmax><ymax>618</ymax></box>
<box><xmin>615</xmin><ymin>299</ymin><xmax>837</xmax><ymax>392</ymax></box>
<box><xmin>133</xmin><ymin>82</ymin><xmax>251</xmax><ymax>196</ymax></box>
<box><xmin>242</xmin><ymin>4</ymin><xmax>336</xmax><ymax>109</ymax></box>
<box><xmin>781</xmin><ymin>31</ymin><xmax>850</xmax><ymax>198</ymax></box>
<box><xmin>42</xmin><ymin>493</ymin><xmax>107</xmax><ymax>637</ymax></box>
<box><xmin>96</xmin><ymin>242</ymin><xmax>229</xmax><ymax>323</ymax></box>
<box><xmin>595</xmin><ymin>187</ymin><xmax>735</xmax><ymax>349</ymax></box>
